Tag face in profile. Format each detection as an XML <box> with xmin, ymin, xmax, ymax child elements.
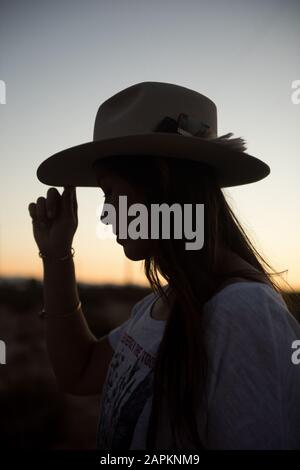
<box><xmin>96</xmin><ymin>167</ymin><xmax>156</xmax><ymax>261</ymax></box>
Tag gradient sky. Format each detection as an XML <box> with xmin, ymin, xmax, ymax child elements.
<box><xmin>0</xmin><ymin>0</ymin><xmax>299</xmax><ymax>289</ymax></box>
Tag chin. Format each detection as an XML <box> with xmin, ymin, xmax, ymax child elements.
<box><xmin>120</xmin><ymin>239</ymin><xmax>152</xmax><ymax>261</ymax></box>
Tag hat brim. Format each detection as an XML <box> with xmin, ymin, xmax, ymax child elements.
<box><xmin>36</xmin><ymin>133</ymin><xmax>270</xmax><ymax>188</ymax></box>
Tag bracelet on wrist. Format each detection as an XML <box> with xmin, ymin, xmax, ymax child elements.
<box><xmin>39</xmin><ymin>300</ymin><xmax>82</xmax><ymax>319</ymax></box>
<box><xmin>38</xmin><ymin>247</ymin><xmax>75</xmax><ymax>261</ymax></box>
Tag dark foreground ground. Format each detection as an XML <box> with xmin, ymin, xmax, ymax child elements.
<box><xmin>0</xmin><ymin>277</ymin><xmax>299</xmax><ymax>449</ymax></box>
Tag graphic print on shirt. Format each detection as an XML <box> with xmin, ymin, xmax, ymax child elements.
<box><xmin>97</xmin><ymin>330</ymin><xmax>156</xmax><ymax>450</ymax></box>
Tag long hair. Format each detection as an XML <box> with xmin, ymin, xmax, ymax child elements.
<box><xmin>92</xmin><ymin>152</ymin><xmax>298</xmax><ymax>449</ymax></box>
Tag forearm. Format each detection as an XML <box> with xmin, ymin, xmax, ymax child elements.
<box><xmin>42</xmin><ymin>256</ymin><xmax>97</xmax><ymax>390</ymax></box>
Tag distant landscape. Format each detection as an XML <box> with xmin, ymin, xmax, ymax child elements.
<box><xmin>0</xmin><ymin>276</ymin><xmax>299</xmax><ymax>449</ymax></box>
<box><xmin>0</xmin><ymin>277</ymin><xmax>151</xmax><ymax>449</ymax></box>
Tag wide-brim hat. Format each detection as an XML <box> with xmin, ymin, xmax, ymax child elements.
<box><xmin>36</xmin><ymin>81</ymin><xmax>270</xmax><ymax>188</ymax></box>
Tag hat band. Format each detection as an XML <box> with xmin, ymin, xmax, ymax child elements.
<box><xmin>153</xmin><ymin>113</ymin><xmax>216</xmax><ymax>139</ymax></box>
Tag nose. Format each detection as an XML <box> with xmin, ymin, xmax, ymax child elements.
<box><xmin>100</xmin><ymin>208</ymin><xmax>118</xmax><ymax>235</ymax></box>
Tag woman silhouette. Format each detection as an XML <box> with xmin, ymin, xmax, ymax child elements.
<box><xmin>29</xmin><ymin>82</ymin><xmax>300</xmax><ymax>449</ymax></box>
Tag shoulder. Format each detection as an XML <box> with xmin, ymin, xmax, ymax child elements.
<box><xmin>206</xmin><ymin>279</ymin><xmax>286</xmax><ymax>306</ymax></box>
<box><xmin>201</xmin><ymin>281</ymin><xmax>300</xmax><ymax>359</ymax></box>
<box><xmin>203</xmin><ymin>281</ymin><xmax>290</xmax><ymax>328</ymax></box>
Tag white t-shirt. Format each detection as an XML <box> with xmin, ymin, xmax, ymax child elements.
<box><xmin>96</xmin><ymin>282</ymin><xmax>300</xmax><ymax>450</ymax></box>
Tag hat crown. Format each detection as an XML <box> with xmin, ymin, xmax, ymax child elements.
<box><xmin>93</xmin><ymin>81</ymin><xmax>218</xmax><ymax>141</ymax></box>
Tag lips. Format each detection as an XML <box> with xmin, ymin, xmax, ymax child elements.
<box><xmin>116</xmin><ymin>234</ymin><xmax>125</xmax><ymax>244</ymax></box>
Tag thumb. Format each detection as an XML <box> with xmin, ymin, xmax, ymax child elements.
<box><xmin>72</xmin><ymin>186</ymin><xmax>77</xmax><ymax>215</ymax></box>
<box><xmin>62</xmin><ymin>186</ymin><xmax>74</xmax><ymax>215</ymax></box>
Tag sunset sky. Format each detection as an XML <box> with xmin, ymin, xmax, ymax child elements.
<box><xmin>0</xmin><ymin>0</ymin><xmax>299</xmax><ymax>289</ymax></box>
